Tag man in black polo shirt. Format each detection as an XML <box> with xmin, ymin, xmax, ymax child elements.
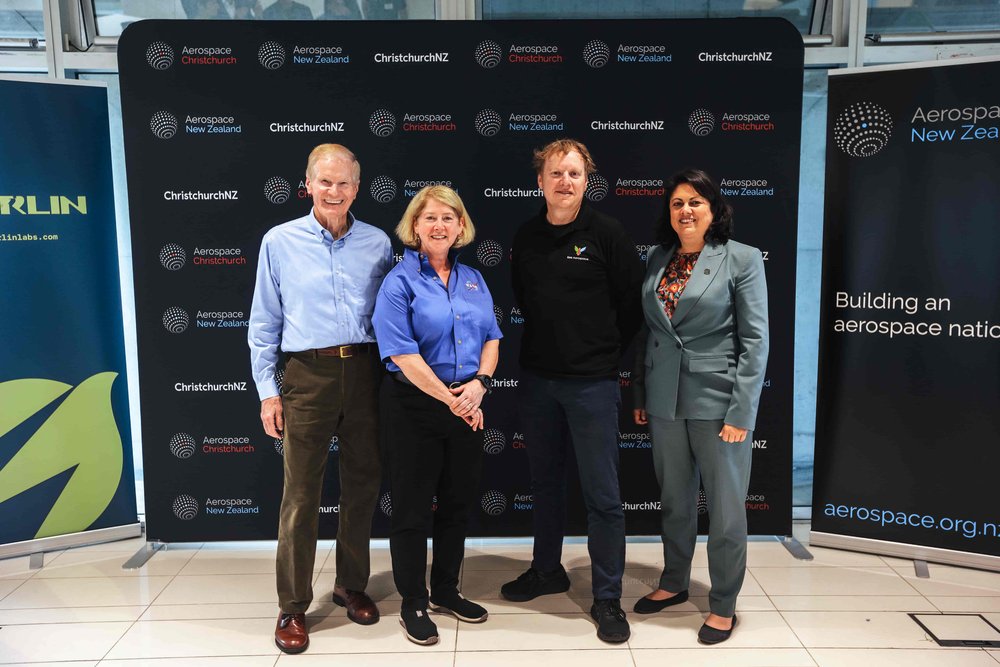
<box><xmin>502</xmin><ymin>138</ymin><xmax>643</xmax><ymax>643</ymax></box>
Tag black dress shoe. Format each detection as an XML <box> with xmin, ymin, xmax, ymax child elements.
<box><xmin>698</xmin><ymin>614</ymin><xmax>738</xmax><ymax>645</ymax></box>
<box><xmin>632</xmin><ymin>589</ymin><xmax>689</xmax><ymax>614</ymax></box>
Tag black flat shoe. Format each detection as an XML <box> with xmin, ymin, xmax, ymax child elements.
<box><xmin>632</xmin><ymin>589</ymin><xmax>689</xmax><ymax>614</ymax></box>
<box><xmin>698</xmin><ymin>614</ymin><xmax>738</xmax><ymax>645</ymax></box>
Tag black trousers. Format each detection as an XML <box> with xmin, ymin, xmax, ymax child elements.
<box><xmin>386</xmin><ymin>378</ymin><xmax>484</xmax><ymax>611</ymax></box>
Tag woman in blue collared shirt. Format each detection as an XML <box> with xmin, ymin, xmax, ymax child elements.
<box><xmin>372</xmin><ymin>185</ymin><xmax>502</xmax><ymax>646</ymax></box>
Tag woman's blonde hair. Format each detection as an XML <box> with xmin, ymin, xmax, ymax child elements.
<box><xmin>395</xmin><ymin>185</ymin><xmax>476</xmax><ymax>249</ymax></box>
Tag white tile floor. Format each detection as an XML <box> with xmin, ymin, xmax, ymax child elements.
<box><xmin>1</xmin><ymin>525</ymin><xmax>1000</xmax><ymax>666</ymax></box>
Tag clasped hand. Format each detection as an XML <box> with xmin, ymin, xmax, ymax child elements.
<box><xmin>450</xmin><ymin>381</ymin><xmax>485</xmax><ymax>431</ymax></box>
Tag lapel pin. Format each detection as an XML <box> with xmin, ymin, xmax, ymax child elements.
<box><xmin>704</xmin><ymin>268</ymin><xmax>711</xmax><ymax>275</ymax></box>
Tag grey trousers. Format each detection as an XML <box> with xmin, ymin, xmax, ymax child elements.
<box><xmin>648</xmin><ymin>416</ymin><xmax>751</xmax><ymax>617</ymax></box>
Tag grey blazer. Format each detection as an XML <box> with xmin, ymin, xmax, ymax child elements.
<box><xmin>632</xmin><ymin>241</ymin><xmax>769</xmax><ymax>430</ymax></box>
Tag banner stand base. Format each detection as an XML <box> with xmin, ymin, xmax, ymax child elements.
<box><xmin>810</xmin><ymin>531</ymin><xmax>1000</xmax><ymax>573</ymax></box>
<box><xmin>781</xmin><ymin>536</ymin><xmax>813</xmax><ymax>560</ymax></box>
<box><xmin>0</xmin><ymin>523</ymin><xmax>143</xmax><ymax>562</ymax></box>
<box><xmin>123</xmin><ymin>541</ymin><xmax>166</xmax><ymax>570</ymax></box>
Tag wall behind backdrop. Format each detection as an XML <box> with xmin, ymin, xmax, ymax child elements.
<box><xmin>118</xmin><ymin>18</ymin><xmax>802</xmax><ymax>542</ymax></box>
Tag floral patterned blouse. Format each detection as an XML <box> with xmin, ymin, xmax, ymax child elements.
<box><xmin>655</xmin><ymin>250</ymin><xmax>701</xmax><ymax>319</ymax></box>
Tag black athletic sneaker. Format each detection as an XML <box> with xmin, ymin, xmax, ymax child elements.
<box><xmin>499</xmin><ymin>565</ymin><xmax>571</xmax><ymax>602</ymax></box>
<box><xmin>590</xmin><ymin>598</ymin><xmax>630</xmax><ymax>643</ymax></box>
<box><xmin>399</xmin><ymin>608</ymin><xmax>439</xmax><ymax>646</ymax></box>
<box><xmin>429</xmin><ymin>594</ymin><xmax>489</xmax><ymax>623</ymax></box>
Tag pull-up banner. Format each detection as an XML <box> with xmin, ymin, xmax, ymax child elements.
<box><xmin>118</xmin><ymin>19</ymin><xmax>802</xmax><ymax>542</ymax></box>
<box><xmin>813</xmin><ymin>57</ymin><xmax>1000</xmax><ymax>569</ymax></box>
<box><xmin>0</xmin><ymin>77</ymin><xmax>138</xmax><ymax>549</ymax></box>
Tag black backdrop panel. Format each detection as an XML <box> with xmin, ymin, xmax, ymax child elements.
<box><xmin>118</xmin><ymin>19</ymin><xmax>802</xmax><ymax>542</ymax></box>
<box><xmin>814</xmin><ymin>60</ymin><xmax>1000</xmax><ymax>557</ymax></box>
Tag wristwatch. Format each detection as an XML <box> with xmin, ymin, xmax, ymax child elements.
<box><xmin>474</xmin><ymin>374</ymin><xmax>494</xmax><ymax>394</ymax></box>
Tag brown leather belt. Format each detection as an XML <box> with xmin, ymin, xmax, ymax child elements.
<box><xmin>313</xmin><ymin>343</ymin><xmax>376</xmax><ymax>358</ymax></box>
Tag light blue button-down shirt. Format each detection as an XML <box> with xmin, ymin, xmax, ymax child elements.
<box><xmin>249</xmin><ymin>210</ymin><xmax>392</xmax><ymax>399</ymax></box>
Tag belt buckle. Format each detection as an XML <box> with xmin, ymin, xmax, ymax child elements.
<box><xmin>338</xmin><ymin>344</ymin><xmax>353</xmax><ymax>358</ymax></box>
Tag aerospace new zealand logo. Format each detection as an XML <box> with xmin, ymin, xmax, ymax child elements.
<box><xmin>493</xmin><ymin>304</ymin><xmax>504</xmax><ymax>328</ymax></box>
<box><xmin>146</xmin><ymin>41</ymin><xmax>174</xmax><ymax>69</ymax></box>
<box><xmin>582</xmin><ymin>40</ymin><xmax>610</xmax><ymax>68</ymax></box>
<box><xmin>688</xmin><ymin>108</ymin><xmax>716</xmax><ymax>136</ymax></box>
<box><xmin>585</xmin><ymin>173</ymin><xmax>609</xmax><ymax>201</ymax></box>
<box><xmin>475</xmin><ymin>40</ymin><xmax>503</xmax><ymax>68</ymax></box>
<box><xmin>369</xmin><ymin>109</ymin><xmax>397</xmax><ymax>136</ymax></box>
<box><xmin>379</xmin><ymin>491</ymin><xmax>393</xmax><ymax>517</ymax></box>
<box><xmin>163</xmin><ymin>307</ymin><xmax>190</xmax><ymax>334</ymax></box>
<box><xmin>476</xmin><ymin>239</ymin><xmax>504</xmax><ymax>267</ymax></box>
<box><xmin>833</xmin><ymin>101</ymin><xmax>893</xmax><ymax>158</ymax></box>
<box><xmin>172</xmin><ymin>494</ymin><xmax>199</xmax><ymax>520</ymax></box>
<box><xmin>475</xmin><ymin>109</ymin><xmax>502</xmax><ymax>137</ymax></box>
<box><xmin>483</xmin><ymin>428</ymin><xmax>505</xmax><ymax>454</ymax></box>
<box><xmin>169</xmin><ymin>433</ymin><xmax>197</xmax><ymax>459</ymax></box>
<box><xmin>481</xmin><ymin>490</ymin><xmax>508</xmax><ymax>516</ymax></box>
<box><xmin>370</xmin><ymin>175</ymin><xmax>397</xmax><ymax>203</ymax></box>
<box><xmin>159</xmin><ymin>243</ymin><xmax>186</xmax><ymax>270</ymax></box>
<box><xmin>264</xmin><ymin>176</ymin><xmax>291</xmax><ymax>204</ymax></box>
<box><xmin>258</xmin><ymin>41</ymin><xmax>286</xmax><ymax>69</ymax></box>
<box><xmin>150</xmin><ymin>111</ymin><xmax>178</xmax><ymax>139</ymax></box>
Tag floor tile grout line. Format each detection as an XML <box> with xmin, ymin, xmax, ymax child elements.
<box><xmin>775</xmin><ymin>607</ymin><xmax>810</xmax><ymax>652</ymax></box>
<box><xmin>801</xmin><ymin>645</ymin><xmax>822</xmax><ymax>667</ymax></box>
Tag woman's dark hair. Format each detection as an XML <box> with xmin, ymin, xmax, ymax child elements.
<box><xmin>654</xmin><ymin>168</ymin><xmax>734</xmax><ymax>248</ymax></box>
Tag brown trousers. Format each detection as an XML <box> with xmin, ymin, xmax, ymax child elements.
<box><xmin>276</xmin><ymin>349</ymin><xmax>382</xmax><ymax>613</ymax></box>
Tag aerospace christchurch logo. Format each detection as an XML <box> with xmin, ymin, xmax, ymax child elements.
<box><xmin>159</xmin><ymin>243</ymin><xmax>186</xmax><ymax>270</ymax></box>
<box><xmin>379</xmin><ymin>491</ymin><xmax>393</xmax><ymax>517</ymax></box>
<box><xmin>163</xmin><ymin>307</ymin><xmax>190</xmax><ymax>334</ymax></box>
<box><xmin>172</xmin><ymin>494</ymin><xmax>199</xmax><ymax>520</ymax></box>
<box><xmin>264</xmin><ymin>176</ymin><xmax>291</xmax><ymax>204</ymax></box>
<box><xmin>481</xmin><ymin>490</ymin><xmax>508</xmax><ymax>515</ymax></box>
<box><xmin>585</xmin><ymin>173</ymin><xmax>609</xmax><ymax>201</ymax></box>
<box><xmin>583</xmin><ymin>40</ymin><xmax>610</xmax><ymax>68</ymax></box>
<box><xmin>169</xmin><ymin>433</ymin><xmax>197</xmax><ymax>459</ymax></box>
<box><xmin>475</xmin><ymin>109</ymin><xmax>503</xmax><ymax>137</ymax></box>
<box><xmin>150</xmin><ymin>111</ymin><xmax>178</xmax><ymax>139</ymax></box>
<box><xmin>146</xmin><ymin>41</ymin><xmax>174</xmax><ymax>69</ymax></box>
<box><xmin>370</xmin><ymin>175</ymin><xmax>397</xmax><ymax>203</ymax></box>
<box><xmin>476</xmin><ymin>239</ymin><xmax>504</xmax><ymax>267</ymax></box>
<box><xmin>483</xmin><ymin>428</ymin><xmax>505</xmax><ymax>455</ymax></box>
<box><xmin>833</xmin><ymin>101</ymin><xmax>893</xmax><ymax>157</ymax></box>
<box><xmin>493</xmin><ymin>304</ymin><xmax>504</xmax><ymax>327</ymax></box>
<box><xmin>688</xmin><ymin>108</ymin><xmax>716</xmax><ymax>136</ymax></box>
<box><xmin>369</xmin><ymin>109</ymin><xmax>396</xmax><ymax>136</ymax></box>
<box><xmin>475</xmin><ymin>40</ymin><xmax>503</xmax><ymax>68</ymax></box>
<box><xmin>258</xmin><ymin>41</ymin><xmax>286</xmax><ymax>69</ymax></box>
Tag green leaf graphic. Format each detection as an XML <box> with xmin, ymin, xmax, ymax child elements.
<box><xmin>0</xmin><ymin>372</ymin><xmax>124</xmax><ymax>538</ymax></box>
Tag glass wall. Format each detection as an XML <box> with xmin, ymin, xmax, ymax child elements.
<box><xmin>0</xmin><ymin>0</ymin><xmax>44</xmax><ymax>41</ymax></box>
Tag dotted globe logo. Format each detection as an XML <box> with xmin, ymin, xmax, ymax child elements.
<box><xmin>264</xmin><ymin>176</ymin><xmax>291</xmax><ymax>204</ymax></box>
<box><xmin>150</xmin><ymin>111</ymin><xmax>178</xmax><ymax>139</ymax></box>
<box><xmin>697</xmin><ymin>489</ymin><xmax>708</xmax><ymax>515</ymax></box>
<box><xmin>159</xmin><ymin>243</ymin><xmax>186</xmax><ymax>270</ymax></box>
<box><xmin>275</xmin><ymin>366</ymin><xmax>285</xmax><ymax>389</ymax></box>
<box><xmin>162</xmin><ymin>306</ymin><xmax>189</xmax><ymax>334</ymax></box>
<box><xmin>379</xmin><ymin>491</ymin><xmax>393</xmax><ymax>517</ymax></box>
<box><xmin>688</xmin><ymin>108</ymin><xmax>716</xmax><ymax>136</ymax></box>
<box><xmin>833</xmin><ymin>101</ymin><xmax>893</xmax><ymax>158</ymax></box>
<box><xmin>258</xmin><ymin>41</ymin><xmax>286</xmax><ymax>69</ymax></box>
<box><xmin>169</xmin><ymin>433</ymin><xmax>197</xmax><ymax>459</ymax></box>
<box><xmin>474</xmin><ymin>109</ymin><xmax>502</xmax><ymax>137</ymax></box>
<box><xmin>585</xmin><ymin>173</ymin><xmax>609</xmax><ymax>202</ymax></box>
<box><xmin>370</xmin><ymin>175</ymin><xmax>397</xmax><ymax>203</ymax></box>
<box><xmin>274</xmin><ymin>438</ymin><xmax>284</xmax><ymax>456</ymax></box>
<box><xmin>481</xmin><ymin>490</ymin><xmax>508</xmax><ymax>516</ymax></box>
<box><xmin>475</xmin><ymin>40</ymin><xmax>503</xmax><ymax>68</ymax></box>
<box><xmin>483</xmin><ymin>428</ymin><xmax>505</xmax><ymax>455</ymax></box>
<box><xmin>369</xmin><ymin>108</ymin><xmax>397</xmax><ymax>137</ymax></box>
<box><xmin>493</xmin><ymin>304</ymin><xmax>504</xmax><ymax>328</ymax></box>
<box><xmin>582</xmin><ymin>39</ymin><xmax>610</xmax><ymax>68</ymax></box>
<box><xmin>172</xmin><ymin>494</ymin><xmax>199</xmax><ymax>520</ymax></box>
<box><xmin>475</xmin><ymin>239</ymin><xmax>504</xmax><ymax>267</ymax></box>
<box><xmin>146</xmin><ymin>41</ymin><xmax>174</xmax><ymax>69</ymax></box>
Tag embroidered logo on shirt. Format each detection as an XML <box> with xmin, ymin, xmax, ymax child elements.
<box><xmin>465</xmin><ymin>280</ymin><xmax>479</xmax><ymax>291</ymax></box>
<box><xmin>566</xmin><ymin>244</ymin><xmax>590</xmax><ymax>261</ymax></box>
<box><xmin>574</xmin><ymin>245</ymin><xmax>587</xmax><ymax>256</ymax></box>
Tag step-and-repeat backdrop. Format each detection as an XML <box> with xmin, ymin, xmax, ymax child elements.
<box><xmin>118</xmin><ymin>18</ymin><xmax>802</xmax><ymax>542</ymax></box>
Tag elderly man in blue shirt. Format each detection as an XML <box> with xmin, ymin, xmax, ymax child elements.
<box><xmin>249</xmin><ymin>143</ymin><xmax>392</xmax><ymax>655</ymax></box>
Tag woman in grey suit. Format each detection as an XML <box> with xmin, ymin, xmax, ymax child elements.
<box><xmin>631</xmin><ymin>168</ymin><xmax>769</xmax><ymax>644</ymax></box>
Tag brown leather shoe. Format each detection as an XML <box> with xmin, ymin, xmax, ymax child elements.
<box><xmin>333</xmin><ymin>585</ymin><xmax>380</xmax><ymax>625</ymax></box>
<box><xmin>274</xmin><ymin>612</ymin><xmax>308</xmax><ymax>654</ymax></box>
